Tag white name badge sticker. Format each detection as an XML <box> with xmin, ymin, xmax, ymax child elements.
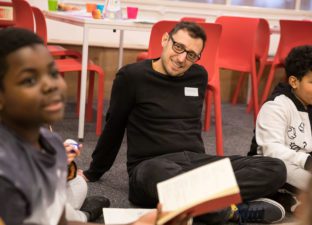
<box><xmin>184</xmin><ymin>87</ymin><xmax>198</xmax><ymax>97</ymax></box>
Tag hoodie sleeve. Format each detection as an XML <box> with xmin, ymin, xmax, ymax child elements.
<box><xmin>256</xmin><ymin>99</ymin><xmax>310</xmax><ymax>169</ymax></box>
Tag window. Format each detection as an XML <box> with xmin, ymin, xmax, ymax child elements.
<box><xmin>162</xmin><ymin>0</ymin><xmax>308</xmax><ymax>10</ymax></box>
<box><xmin>301</xmin><ymin>0</ymin><xmax>312</xmax><ymax>10</ymax></box>
<box><xmin>231</xmin><ymin>0</ymin><xmax>296</xmax><ymax>9</ymax></box>
<box><xmin>176</xmin><ymin>0</ymin><xmax>225</xmax><ymax>3</ymax></box>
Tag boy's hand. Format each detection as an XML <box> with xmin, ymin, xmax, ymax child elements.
<box><xmin>64</xmin><ymin>142</ymin><xmax>82</xmax><ymax>164</ymax></box>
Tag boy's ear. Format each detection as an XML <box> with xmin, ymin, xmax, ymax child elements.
<box><xmin>288</xmin><ymin>75</ymin><xmax>299</xmax><ymax>89</ymax></box>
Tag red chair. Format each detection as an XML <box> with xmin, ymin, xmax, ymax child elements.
<box><xmin>178</xmin><ymin>17</ymin><xmax>222</xmax><ymax>136</ymax></box>
<box><xmin>136</xmin><ymin>20</ymin><xmax>224</xmax><ymax>155</ymax></box>
<box><xmin>231</xmin><ymin>18</ymin><xmax>271</xmax><ymax>112</ymax></box>
<box><xmin>11</xmin><ymin>0</ymin><xmax>81</xmax><ymax>59</ymax></box>
<box><xmin>184</xmin><ymin>18</ymin><xmax>270</xmax><ymax>112</ymax></box>
<box><xmin>31</xmin><ymin>6</ymin><xmax>81</xmax><ymax>58</ymax></box>
<box><xmin>12</xmin><ymin>0</ymin><xmax>33</xmax><ymax>31</ymax></box>
<box><xmin>32</xmin><ymin>6</ymin><xmax>106</xmax><ymax>136</ymax></box>
<box><xmin>137</xmin><ymin>19</ymin><xmax>206</xmax><ymax>62</ymax></box>
<box><xmin>136</xmin><ymin>20</ymin><xmax>177</xmax><ymax>62</ymax></box>
<box><xmin>215</xmin><ymin>16</ymin><xmax>262</xmax><ymax>123</ymax></box>
<box><xmin>261</xmin><ymin>19</ymin><xmax>312</xmax><ymax>104</ymax></box>
<box><xmin>196</xmin><ymin>23</ymin><xmax>223</xmax><ymax>156</ymax></box>
<box><xmin>180</xmin><ymin>17</ymin><xmax>206</xmax><ymax>23</ymax></box>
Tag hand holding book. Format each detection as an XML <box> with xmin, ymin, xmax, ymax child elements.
<box><xmin>134</xmin><ymin>204</ymin><xmax>191</xmax><ymax>225</ymax></box>
<box><xmin>156</xmin><ymin>158</ymin><xmax>242</xmax><ymax>225</ymax></box>
<box><xmin>103</xmin><ymin>204</ymin><xmax>191</xmax><ymax>225</ymax></box>
<box><xmin>102</xmin><ymin>158</ymin><xmax>240</xmax><ymax>225</ymax></box>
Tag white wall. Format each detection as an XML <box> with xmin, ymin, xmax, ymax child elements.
<box><xmin>28</xmin><ymin>0</ymin><xmax>150</xmax><ymax>49</ymax></box>
<box><xmin>28</xmin><ymin>0</ymin><xmax>312</xmax><ymax>54</ymax></box>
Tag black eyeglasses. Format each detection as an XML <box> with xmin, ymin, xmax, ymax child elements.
<box><xmin>169</xmin><ymin>35</ymin><xmax>201</xmax><ymax>62</ymax></box>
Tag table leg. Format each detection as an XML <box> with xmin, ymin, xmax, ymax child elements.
<box><xmin>118</xmin><ymin>30</ymin><xmax>124</xmax><ymax>69</ymax></box>
<box><xmin>78</xmin><ymin>26</ymin><xmax>89</xmax><ymax>141</ymax></box>
<box><xmin>247</xmin><ymin>74</ymin><xmax>252</xmax><ymax>103</ymax></box>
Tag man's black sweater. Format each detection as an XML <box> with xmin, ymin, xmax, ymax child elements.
<box><xmin>85</xmin><ymin>59</ymin><xmax>208</xmax><ymax>181</ymax></box>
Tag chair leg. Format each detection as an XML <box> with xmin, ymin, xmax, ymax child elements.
<box><xmin>251</xmin><ymin>69</ymin><xmax>259</xmax><ymax>123</ymax></box>
<box><xmin>75</xmin><ymin>73</ymin><xmax>81</xmax><ymax>116</ymax></box>
<box><xmin>257</xmin><ymin>62</ymin><xmax>266</xmax><ymax>84</ymax></box>
<box><xmin>86</xmin><ymin>71</ymin><xmax>95</xmax><ymax>122</ymax></box>
<box><xmin>214</xmin><ymin>88</ymin><xmax>224</xmax><ymax>156</ymax></box>
<box><xmin>261</xmin><ymin>65</ymin><xmax>277</xmax><ymax>105</ymax></box>
<box><xmin>204</xmin><ymin>90</ymin><xmax>213</xmax><ymax>131</ymax></box>
<box><xmin>246</xmin><ymin>98</ymin><xmax>253</xmax><ymax>113</ymax></box>
<box><xmin>96</xmin><ymin>72</ymin><xmax>105</xmax><ymax>136</ymax></box>
<box><xmin>246</xmin><ymin>61</ymin><xmax>266</xmax><ymax>113</ymax></box>
<box><xmin>231</xmin><ymin>72</ymin><xmax>245</xmax><ymax>105</ymax></box>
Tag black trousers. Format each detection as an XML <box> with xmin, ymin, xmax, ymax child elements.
<box><xmin>128</xmin><ymin>152</ymin><xmax>286</xmax><ymax>224</ymax></box>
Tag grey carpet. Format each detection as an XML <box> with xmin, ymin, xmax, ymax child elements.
<box><xmin>53</xmin><ymin>101</ymin><xmax>295</xmax><ymax>224</ymax></box>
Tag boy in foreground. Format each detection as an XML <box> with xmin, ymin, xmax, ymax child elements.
<box><xmin>0</xmin><ymin>28</ymin><xmax>188</xmax><ymax>225</ymax></box>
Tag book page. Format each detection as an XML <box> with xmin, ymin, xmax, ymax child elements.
<box><xmin>157</xmin><ymin>158</ymin><xmax>239</xmax><ymax>212</ymax></box>
<box><xmin>103</xmin><ymin>208</ymin><xmax>154</xmax><ymax>224</ymax></box>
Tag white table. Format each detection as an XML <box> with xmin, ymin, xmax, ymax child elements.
<box><xmin>44</xmin><ymin>11</ymin><xmax>154</xmax><ymax>140</ymax></box>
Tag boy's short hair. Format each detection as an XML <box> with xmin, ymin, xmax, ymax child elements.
<box><xmin>0</xmin><ymin>27</ymin><xmax>44</xmax><ymax>90</ymax></box>
<box><xmin>169</xmin><ymin>21</ymin><xmax>206</xmax><ymax>50</ymax></box>
<box><xmin>285</xmin><ymin>45</ymin><xmax>312</xmax><ymax>80</ymax></box>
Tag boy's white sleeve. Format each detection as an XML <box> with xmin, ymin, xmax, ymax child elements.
<box><xmin>256</xmin><ymin>100</ymin><xmax>309</xmax><ymax>169</ymax></box>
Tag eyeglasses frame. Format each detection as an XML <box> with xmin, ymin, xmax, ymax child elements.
<box><xmin>168</xmin><ymin>34</ymin><xmax>201</xmax><ymax>62</ymax></box>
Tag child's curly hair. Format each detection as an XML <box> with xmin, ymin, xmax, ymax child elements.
<box><xmin>285</xmin><ymin>45</ymin><xmax>312</xmax><ymax>80</ymax></box>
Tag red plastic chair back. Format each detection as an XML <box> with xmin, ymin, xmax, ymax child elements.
<box><xmin>176</xmin><ymin>19</ymin><xmax>220</xmax><ymax>84</ymax></box>
<box><xmin>138</xmin><ymin>21</ymin><xmax>224</xmax><ymax>155</ymax></box>
<box><xmin>32</xmin><ymin>7</ymin><xmax>81</xmax><ymax>58</ymax></box>
<box><xmin>255</xmin><ymin>18</ymin><xmax>270</xmax><ymax>62</ymax></box>
<box><xmin>146</xmin><ymin>20</ymin><xmax>178</xmax><ymax>59</ymax></box>
<box><xmin>215</xmin><ymin>16</ymin><xmax>262</xmax><ymax>120</ymax></box>
<box><xmin>32</xmin><ymin>6</ymin><xmax>48</xmax><ymax>45</ymax></box>
<box><xmin>260</xmin><ymin>19</ymin><xmax>312</xmax><ymax>104</ymax></box>
<box><xmin>181</xmin><ymin>17</ymin><xmax>206</xmax><ymax>23</ymax></box>
<box><xmin>137</xmin><ymin>20</ymin><xmax>209</xmax><ymax>61</ymax></box>
<box><xmin>197</xmin><ymin>23</ymin><xmax>221</xmax><ymax>84</ymax></box>
<box><xmin>243</xmin><ymin>18</ymin><xmax>270</xmax><ymax>112</ymax></box>
<box><xmin>277</xmin><ymin>20</ymin><xmax>312</xmax><ymax>64</ymax></box>
<box><xmin>11</xmin><ymin>0</ymin><xmax>34</xmax><ymax>31</ymax></box>
<box><xmin>196</xmin><ymin>23</ymin><xmax>224</xmax><ymax>156</ymax></box>
<box><xmin>216</xmin><ymin>16</ymin><xmax>259</xmax><ymax>72</ymax></box>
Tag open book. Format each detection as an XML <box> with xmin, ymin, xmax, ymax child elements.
<box><xmin>103</xmin><ymin>208</ymin><xmax>153</xmax><ymax>224</ymax></box>
<box><xmin>156</xmin><ymin>158</ymin><xmax>241</xmax><ymax>225</ymax></box>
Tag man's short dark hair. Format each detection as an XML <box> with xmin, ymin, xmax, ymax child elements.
<box><xmin>285</xmin><ymin>45</ymin><xmax>312</xmax><ymax>80</ymax></box>
<box><xmin>0</xmin><ymin>27</ymin><xmax>44</xmax><ymax>90</ymax></box>
<box><xmin>169</xmin><ymin>21</ymin><xmax>206</xmax><ymax>50</ymax></box>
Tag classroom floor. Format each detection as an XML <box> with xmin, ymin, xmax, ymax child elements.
<box><xmin>53</xmin><ymin>101</ymin><xmax>297</xmax><ymax>224</ymax></box>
